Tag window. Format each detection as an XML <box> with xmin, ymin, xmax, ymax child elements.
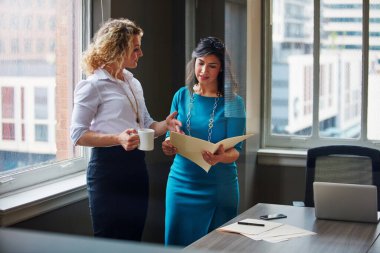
<box><xmin>34</xmin><ymin>87</ymin><xmax>48</xmax><ymax>119</ymax></box>
<box><xmin>225</xmin><ymin>0</ymin><xmax>247</xmax><ymax>101</ymax></box>
<box><xmin>24</xmin><ymin>38</ymin><xmax>33</xmax><ymax>53</ymax></box>
<box><xmin>1</xmin><ymin>87</ymin><xmax>15</xmax><ymax>141</ymax></box>
<box><xmin>35</xmin><ymin>124</ymin><xmax>48</xmax><ymax>142</ymax></box>
<box><xmin>0</xmin><ymin>0</ymin><xmax>89</xmax><ymax>194</ymax></box>
<box><xmin>264</xmin><ymin>0</ymin><xmax>380</xmax><ymax>149</ymax></box>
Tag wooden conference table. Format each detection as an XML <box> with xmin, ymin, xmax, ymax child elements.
<box><xmin>185</xmin><ymin>203</ymin><xmax>380</xmax><ymax>253</ymax></box>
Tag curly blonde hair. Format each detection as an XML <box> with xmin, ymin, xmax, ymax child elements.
<box><xmin>81</xmin><ymin>18</ymin><xmax>143</xmax><ymax>77</ymax></box>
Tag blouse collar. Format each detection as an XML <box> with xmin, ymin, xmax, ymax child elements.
<box><xmin>93</xmin><ymin>68</ymin><xmax>134</xmax><ymax>82</ymax></box>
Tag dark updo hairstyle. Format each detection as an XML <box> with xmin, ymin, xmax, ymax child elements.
<box><xmin>185</xmin><ymin>36</ymin><xmax>238</xmax><ymax>97</ymax></box>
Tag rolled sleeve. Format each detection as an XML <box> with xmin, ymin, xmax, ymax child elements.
<box><xmin>70</xmin><ymin>80</ymin><xmax>101</xmax><ymax>145</ymax></box>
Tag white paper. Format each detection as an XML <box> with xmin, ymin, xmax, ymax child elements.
<box><xmin>170</xmin><ymin>132</ymin><xmax>254</xmax><ymax>172</ymax></box>
<box><xmin>243</xmin><ymin>224</ymin><xmax>316</xmax><ymax>242</ymax></box>
<box><xmin>217</xmin><ymin>219</ymin><xmax>316</xmax><ymax>244</ymax></box>
<box><xmin>217</xmin><ymin>219</ymin><xmax>283</xmax><ymax>235</ymax></box>
<box><xmin>262</xmin><ymin>232</ymin><xmax>315</xmax><ymax>243</ymax></box>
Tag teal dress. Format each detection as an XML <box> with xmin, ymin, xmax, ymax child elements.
<box><xmin>165</xmin><ymin>87</ymin><xmax>246</xmax><ymax>246</ymax></box>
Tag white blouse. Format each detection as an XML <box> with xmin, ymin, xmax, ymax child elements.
<box><xmin>70</xmin><ymin>68</ymin><xmax>155</xmax><ymax>145</ymax></box>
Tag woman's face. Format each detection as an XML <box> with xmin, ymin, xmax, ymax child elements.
<box><xmin>194</xmin><ymin>54</ymin><xmax>221</xmax><ymax>86</ymax></box>
<box><xmin>123</xmin><ymin>35</ymin><xmax>143</xmax><ymax>69</ymax></box>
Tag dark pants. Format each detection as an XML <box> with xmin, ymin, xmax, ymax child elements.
<box><xmin>87</xmin><ymin>146</ymin><xmax>149</xmax><ymax>241</ymax></box>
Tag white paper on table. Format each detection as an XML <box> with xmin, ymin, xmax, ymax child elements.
<box><xmin>242</xmin><ymin>224</ymin><xmax>316</xmax><ymax>243</ymax></box>
<box><xmin>246</xmin><ymin>224</ymin><xmax>316</xmax><ymax>240</ymax></box>
<box><xmin>217</xmin><ymin>218</ymin><xmax>283</xmax><ymax>235</ymax></box>
<box><xmin>170</xmin><ymin>132</ymin><xmax>254</xmax><ymax>172</ymax></box>
<box><xmin>262</xmin><ymin>232</ymin><xmax>315</xmax><ymax>243</ymax></box>
<box><xmin>263</xmin><ymin>237</ymin><xmax>289</xmax><ymax>243</ymax></box>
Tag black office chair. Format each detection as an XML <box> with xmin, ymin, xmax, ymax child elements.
<box><xmin>303</xmin><ymin>145</ymin><xmax>380</xmax><ymax>210</ymax></box>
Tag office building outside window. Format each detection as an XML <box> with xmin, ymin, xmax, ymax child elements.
<box><xmin>0</xmin><ymin>0</ymin><xmax>87</xmax><ymax>193</ymax></box>
<box><xmin>265</xmin><ymin>0</ymin><xmax>380</xmax><ymax>148</ymax></box>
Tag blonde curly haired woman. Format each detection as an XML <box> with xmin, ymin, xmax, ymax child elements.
<box><xmin>70</xmin><ymin>18</ymin><xmax>181</xmax><ymax>241</ymax></box>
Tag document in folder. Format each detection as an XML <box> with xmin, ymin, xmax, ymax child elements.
<box><xmin>169</xmin><ymin>131</ymin><xmax>254</xmax><ymax>172</ymax></box>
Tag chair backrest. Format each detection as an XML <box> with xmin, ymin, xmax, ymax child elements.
<box><xmin>304</xmin><ymin>145</ymin><xmax>380</xmax><ymax>210</ymax></box>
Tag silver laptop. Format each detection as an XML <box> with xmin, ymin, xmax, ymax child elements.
<box><xmin>313</xmin><ymin>182</ymin><xmax>380</xmax><ymax>223</ymax></box>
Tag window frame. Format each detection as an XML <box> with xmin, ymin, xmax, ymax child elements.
<box><xmin>263</xmin><ymin>0</ymin><xmax>380</xmax><ymax>150</ymax></box>
<box><xmin>0</xmin><ymin>0</ymin><xmax>92</xmax><ymax>196</ymax></box>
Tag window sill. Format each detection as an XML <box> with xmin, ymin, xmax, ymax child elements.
<box><xmin>257</xmin><ymin>148</ymin><xmax>307</xmax><ymax>167</ymax></box>
<box><xmin>0</xmin><ymin>149</ymin><xmax>305</xmax><ymax>226</ymax></box>
<box><xmin>0</xmin><ymin>172</ymin><xmax>87</xmax><ymax>226</ymax></box>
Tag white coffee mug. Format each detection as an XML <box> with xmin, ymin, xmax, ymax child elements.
<box><xmin>138</xmin><ymin>128</ymin><xmax>155</xmax><ymax>151</ymax></box>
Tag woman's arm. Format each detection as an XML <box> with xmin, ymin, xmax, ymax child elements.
<box><xmin>149</xmin><ymin>111</ymin><xmax>182</xmax><ymax>137</ymax></box>
<box><xmin>76</xmin><ymin>129</ymin><xmax>140</xmax><ymax>151</ymax></box>
<box><xmin>202</xmin><ymin>95</ymin><xmax>246</xmax><ymax>166</ymax></box>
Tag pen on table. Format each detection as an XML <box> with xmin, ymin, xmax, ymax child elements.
<box><xmin>237</xmin><ymin>221</ymin><xmax>265</xmax><ymax>227</ymax></box>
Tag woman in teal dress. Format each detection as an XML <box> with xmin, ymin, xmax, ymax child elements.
<box><xmin>162</xmin><ymin>37</ymin><xmax>246</xmax><ymax>246</ymax></box>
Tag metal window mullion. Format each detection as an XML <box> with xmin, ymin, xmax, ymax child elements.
<box><xmin>81</xmin><ymin>0</ymin><xmax>92</xmax><ymax>162</ymax></box>
<box><xmin>82</xmin><ymin>0</ymin><xmax>92</xmax><ymax>52</ymax></box>
<box><xmin>185</xmin><ymin>0</ymin><xmax>196</xmax><ymax>63</ymax></box>
<box><xmin>362</xmin><ymin>0</ymin><xmax>369</xmax><ymax>141</ymax></box>
<box><xmin>312</xmin><ymin>0</ymin><xmax>321</xmax><ymax>141</ymax></box>
<box><xmin>262</xmin><ymin>0</ymin><xmax>273</xmax><ymax>148</ymax></box>
<box><xmin>14</xmin><ymin>86</ymin><xmax>21</xmax><ymax>142</ymax></box>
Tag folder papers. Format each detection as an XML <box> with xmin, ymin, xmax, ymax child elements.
<box><xmin>217</xmin><ymin>218</ymin><xmax>316</xmax><ymax>243</ymax></box>
<box><xmin>169</xmin><ymin>131</ymin><xmax>254</xmax><ymax>172</ymax></box>
<box><xmin>218</xmin><ymin>218</ymin><xmax>282</xmax><ymax>235</ymax></box>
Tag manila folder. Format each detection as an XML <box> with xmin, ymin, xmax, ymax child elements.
<box><xmin>170</xmin><ymin>131</ymin><xmax>253</xmax><ymax>172</ymax></box>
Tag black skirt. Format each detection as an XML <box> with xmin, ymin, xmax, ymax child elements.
<box><xmin>87</xmin><ymin>146</ymin><xmax>149</xmax><ymax>241</ymax></box>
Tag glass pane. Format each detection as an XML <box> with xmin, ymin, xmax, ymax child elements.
<box><xmin>2</xmin><ymin>123</ymin><xmax>15</xmax><ymax>140</ymax></box>
<box><xmin>271</xmin><ymin>0</ymin><xmax>314</xmax><ymax>136</ymax></box>
<box><xmin>35</xmin><ymin>87</ymin><xmax>48</xmax><ymax>119</ymax></box>
<box><xmin>368</xmin><ymin>0</ymin><xmax>380</xmax><ymax>140</ymax></box>
<box><xmin>319</xmin><ymin>1</ymin><xmax>362</xmax><ymax>139</ymax></box>
<box><xmin>1</xmin><ymin>87</ymin><xmax>14</xmax><ymax>118</ymax></box>
<box><xmin>35</xmin><ymin>124</ymin><xmax>48</xmax><ymax>142</ymax></box>
<box><xmin>0</xmin><ymin>0</ymin><xmax>82</xmax><ymax>173</ymax></box>
<box><xmin>225</xmin><ymin>0</ymin><xmax>247</xmax><ymax>116</ymax></box>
